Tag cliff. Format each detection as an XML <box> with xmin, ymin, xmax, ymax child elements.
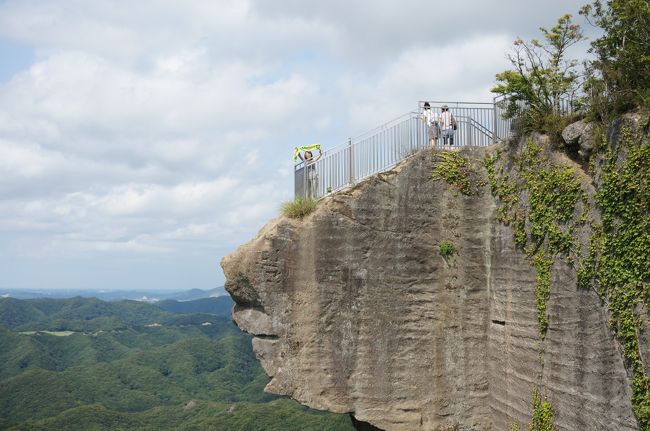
<box><xmin>221</xmin><ymin>113</ymin><xmax>649</xmax><ymax>430</ymax></box>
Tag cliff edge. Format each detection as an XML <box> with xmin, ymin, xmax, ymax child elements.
<box><xmin>222</xmin><ymin>115</ymin><xmax>648</xmax><ymax>430</ymax></box>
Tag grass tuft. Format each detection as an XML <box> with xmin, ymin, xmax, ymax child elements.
<box><xmin>281</xmin><ymin>198</ymin><xmax>319</xmax><ymax>220</ymax></box>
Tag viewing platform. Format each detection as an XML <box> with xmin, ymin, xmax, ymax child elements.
<box><xmin>294</xmin><ymin>99</ymin><xmax>514</xmax><ymax>200</ymax></box>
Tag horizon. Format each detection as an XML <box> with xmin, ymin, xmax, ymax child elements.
<box><xmin>1</xmin><ymin>286</ymin><xmax>223</xmax><ymax>292</ymax></box>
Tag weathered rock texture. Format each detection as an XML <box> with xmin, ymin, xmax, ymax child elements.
<box><xmin>562</xmin><ymin>119</ymin><xmax>596</xmax><ymax>159</ymax></box>
<box><xmin>222</xmin><ymin>146</ymin><xmax>639</xmax><ymax>431</ymax></box>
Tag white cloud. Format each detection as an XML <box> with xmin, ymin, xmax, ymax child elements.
<box><xmin>340</xmin><ymin>34</ymin><xmax>513</xmax><ymax>131</ymax></box>
<box><xmin>0</xmin><ymin>0</ymin><xmax>592</xmax><ymax>290</ymax></box>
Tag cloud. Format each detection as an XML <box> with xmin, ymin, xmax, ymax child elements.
<box><xmin>0</xmin><ymin>0</ymin><xmax>593</xmax><ymax>290</ymax></box>
<box><xmin>251</xmin><ymin>0</ymin><xmax>590</xmax><ymax>65</ymax></box>
<box><xmin>339</xmin><ymin>34</ymin><xmax>513</xmax><ymax>131</ymax></box>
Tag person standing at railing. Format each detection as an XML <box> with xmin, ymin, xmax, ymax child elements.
<box><xmin>439</xmin><ymin>105</ymin><xmax>457</xmax><ymax>148</ymax></box>
<box><xmin>421</xmin><ymin>102</ymin><xmax>439</xmax><ymax>148</ymax></box>
<box><xmin>294</xmin><ymin>144</ymin><xmax>322</xmax><ymax>199</ymax></box>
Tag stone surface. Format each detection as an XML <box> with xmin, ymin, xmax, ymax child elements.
<box><xmin>562</xmin><ymin>120</ymin><xmax>596</xmax><ymax>159</ymax></box>
<box><xmin>562</xmin><ymin>120</ymin><xmax>588</xmax><ymax>144</ymax></box>
<box><xmin>221</xmin><ymin>146</ymin><xmax>639</xmax><ymax>431</ymax></box>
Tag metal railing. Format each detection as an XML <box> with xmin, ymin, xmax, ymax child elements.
<box><xmin>295</xmin><ymin>100</ymin><xmax>517</xmax><ymax>200</ymax></box>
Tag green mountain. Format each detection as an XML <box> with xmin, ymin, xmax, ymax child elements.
<box><xmin>0</xmin><ymin>297</ymin><xmax>353</xmax><ymax>430</ymax></box>
<box><xmin>156</xmin><ymin>296</ymin><xmax>234</xmax><ymax>316</ymax></box>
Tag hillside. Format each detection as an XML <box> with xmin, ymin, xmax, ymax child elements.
<box><xmin>0</xmin><ymin>297</ymin><xmax>354</xmax><ymax>430</ymax></box>
<box><xmin>157</xmin><ymin>296</ymin><xmax>235</xmax><ymax>315</ymax></box>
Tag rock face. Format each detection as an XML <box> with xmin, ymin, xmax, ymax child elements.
<box><xmin>562</xmin><ymin>119</ymin><xmax>596</xmax><ymax>159</ymax></box>
<box><xmin>221</xmin><ymin>147</ymin><xmax>639</xmax><ymax>431</ymax></box>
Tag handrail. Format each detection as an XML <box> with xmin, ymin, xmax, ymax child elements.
<box><xmin>420</xmin><ymin>100</ymin><xmax>495</xmax><ymax>106</ymax></box>
<box><xmin>351</xmin><ymin>112</ymin><xmax>415</xmax><ymax>141</ymax></box>
<box><xmin>467</xmin><ymin>117</ymin><xmax>493</xmax><ymax>139</ymax></box>
<box><xmin>294</xmin><ymin>99</ymin><xmax>529</xmax><ymax>199</ymax></box>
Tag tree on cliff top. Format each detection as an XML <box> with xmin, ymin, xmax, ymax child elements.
<box><xmin>491</xmin><ymin>14</ymin><xmax>585</xmax><ymax>134</ymax></box>
<box><xmin>580</xmin><ymin>0</ymin><xmax>650</xmax><ymax>118</ymax></box>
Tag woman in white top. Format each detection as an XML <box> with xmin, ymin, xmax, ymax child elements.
<box><xmin>421</xmin><ymin>102</ymin><xmax>439</xmax><ymax>148</ymax></box>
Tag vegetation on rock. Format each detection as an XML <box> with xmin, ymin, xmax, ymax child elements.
<box><xmin>529</xmin><ymin>387</ymin><xmax>557</xmax><ymax>431</ymax></box>
<box><xmin>577</xmin><ymin>121</ymin><xmax>650</xmax><ymax>428</ymax></box>
<box><xmin>282</xmin><ymin>197</ymin><xmax>319</xmax><ymax>219</ymax></box>
<box><xmin>484</xmin><ymin>140</ymin><xmax>586</xmax><ymax>340</ymax></box>
<box><xmin>432</xmin><ymin>151</ymin><xmax>485</xmax><ymax>196</ymax></box>
<box><xmin>484</xmin><ymin>140</ymin><xmax>586</xmax><ymax>431</ymax></box>
<box><xmin>438</xmin><ymin>240</ymin><xmax>456</xmax><ymax>258</ymax></box>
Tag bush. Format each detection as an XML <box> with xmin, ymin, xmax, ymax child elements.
<box><xmin>439</xmin><ymin>241</ymin><xmax>456</xmax><ymax>258</ymax></box>
<box><xmin>491</xmin><ymin>14</ymin><xmax>585</xmax><ymax>135</ymax></box>
<box><xmin>281</xmin><ymin>198</ymin><xmax>319</xmax><ymax>220</ymax></box>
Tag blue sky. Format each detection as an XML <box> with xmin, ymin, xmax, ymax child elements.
<box><xmin>0</xmin><ymin>0</ymin><xmax>593</xmax><ymax>291</ymax></box>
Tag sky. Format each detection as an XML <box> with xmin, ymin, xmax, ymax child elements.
<box><xmin>0</xmin><ymin>0</ymin><xmax>595</xmax><ymax>291</ymax></box>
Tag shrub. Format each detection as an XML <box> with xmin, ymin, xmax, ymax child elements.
<box><xmin>439</xmin><ymin>241</ymin><xmax>456</xmax><ymax>258</ymax></box>
<box><xmin>281</xmin><ymin>198</ymin><xmax>319</xmax><ymax>220</ymax></box>
<box><xmin>491</xmin><ymin>14</ymin><xmax>585</xmax><ymax>135</ymax></box>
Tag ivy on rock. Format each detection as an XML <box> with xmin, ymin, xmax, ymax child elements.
<box><xmin>484</xmin><ymin>140</ymin><xmax>586</xmax><ymax>340</ymax></box>
<box><xmin>578</xmin><ymin>123</ymin><xmax>650</xmax><ymax>428</ymax></box>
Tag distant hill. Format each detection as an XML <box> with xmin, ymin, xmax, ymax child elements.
<box><xmin>163</xmin><ymin>287</ymin><xmax>226</xmax><ymax>302</ymax></box>
<box><xmin>156</xmin><ymin>296</ymin><xmax>234</xmax><ymax>316</ymax></box>
<box><xmin>0</xmin><ymin>286</ymin><xmax>227</xmax><ymax>302</ymax></box>
<box><xmin>0</xmin><ymin>297</ymin><xmax>354</xmax><ymax>430</ymax></box>
<box><xmin>0</xmin><ymin>297</ymin><xmax>175</xmax><ymax>331</ymax></box>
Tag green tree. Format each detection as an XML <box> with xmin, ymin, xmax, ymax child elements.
<box><xmin>580</xmin><ymin>0</ymin><xmax>650</xmax><ymax>117</ymax></box>
<box><xmin>492</xmin><ymin>14</ymin><xmax>585</xmax><ymax>133</ymax></box>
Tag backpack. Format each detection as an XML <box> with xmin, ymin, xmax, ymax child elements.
<box><xmin>452</xmin><ymin>115</ymin><xmax>457</xmax><ymax>130</ymax></box>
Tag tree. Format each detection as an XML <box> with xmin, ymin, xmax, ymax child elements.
<box><xmin>491</xmin><ymin>14</ymin><xmax>585</xmax><ymax>133</ymax></box>
<box><xmin>580</xmin><ymin>0</ymin><xmax>650</xmax><ymax>117</ymax></box>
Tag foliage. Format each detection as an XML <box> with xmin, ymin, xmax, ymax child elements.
<box><xmin>156</xmin><ymin>296</ymin><xmax>234</xmax><ymax>315</ymax></box>
<box><xmin>439</xmin><ymin>241</ymin><xmax>456</xmax><ymax>258</ymax></box>
<box><xmin>7</xmin><ymin>399</ymin><xmax>353</xmax><ymax>431</ymax></box>
<box><xmin>529</xmin><ymin>387</ymin><xmax>557</xmax><ymax>431</ymax></box>
<box><xmin>491</xmin><ymin>14</ymin><xmax>585</xmax><ymax>134</ymax></box>
<box><xmin>282</xmin><ymin>198</ymin><xmax>319</xmax><ymax>219</ymax></box>
<box><xmin>484</xmin><ymin>151</ymin><xmax>520</xmax><ymax>225</ymax></box>
<box><xmin>484</xmin><ymin>140</ymin><xmax>585</xmax><ymax>339</ymax></box>
<box><xmin>0</xmin><ymin>297</ymin><xmax>190</xmax><ymax>332</ymax></box>
<box><xmin>432</xmin><ymin>151</ymin><xmax>485</xmax><ymax>196</ymax></box>
<box><xmin>580</xmin><ymin>0</ymin><xmax>650</xmax><ymax>117</ymax></box>
<box><xmin>0</xmin><ymin>297</ymin><xmax>354</xmax><ymax>430</ymax></box>
<box><xmin>577</xmin><ymin>124</ymin><xmax>650</xmax><ymax>428</ymax></box>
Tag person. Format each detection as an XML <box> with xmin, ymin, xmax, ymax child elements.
<box><xmin>421</xmin><ymin>102</ymin><xmax>439</xmax><ymax>148</ymax></box>
<box><xmin>295</xmin><ymin>145</ymin><xmax>322</xmax><ymax>198</ymax></box>
<box><xmin>439</xmin><ymin>104</ymin><xmax>456</xmax><ymax>148</ymax></box>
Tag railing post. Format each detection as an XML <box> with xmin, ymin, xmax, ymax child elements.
<box><xmin>492</xmin><ymin>98</ymin><xmax>498</xmax><ymax>144</ymax></box>
<box><xmin>348</xmin><ymin>137</ymin><xmax>354</xmax><ymax>185</ymax></box>
<box><xmin>303</xmin><ymin>162</ymin><xmax>308</xmax><ymax>200</ymax></box>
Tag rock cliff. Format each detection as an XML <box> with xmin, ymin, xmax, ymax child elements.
<box><xmin>222</xmin><ymin>118</ymin><xmax>648</xmax><ymax>430</ymax></box>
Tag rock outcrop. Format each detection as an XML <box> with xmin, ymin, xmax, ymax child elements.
<box><xmin>562</xmin><ymin>119</ymin><xmax>597</xmax><ymax>160</ymax></box>
<box><xmin>222</xmin><ymin>145</ymin><xmax>640</xmax><ymax>430</ymax></box>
